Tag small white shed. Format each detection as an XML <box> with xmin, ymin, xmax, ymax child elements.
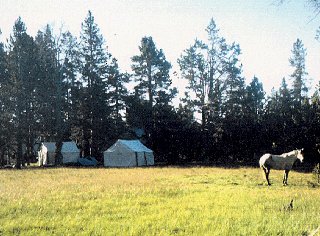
<box><xmin>38</xmin><ymin>141</ymin><xmax>80</xmax><ymax>165</ymax></box>
<box><xmin>104</xmin><ymin>139</ymin><xmax>154</xmax><ymax>167</ymax></box>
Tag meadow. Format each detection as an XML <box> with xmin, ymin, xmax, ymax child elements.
<box><xmin>0</xmin><ymin>167</ymin><xmax>319</xmax><ymax>235</ymax></box>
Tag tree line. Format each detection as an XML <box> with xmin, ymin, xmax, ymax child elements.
<box><xmin>0</xmin><ymin>11</ymin><xmax>319</xmax><ymax>168</ymax></box>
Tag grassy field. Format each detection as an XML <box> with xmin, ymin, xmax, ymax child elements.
<box><xmin>0</xmin><ymin>167</ymin><xmax>320</xmax><ymax>236</ymax></box>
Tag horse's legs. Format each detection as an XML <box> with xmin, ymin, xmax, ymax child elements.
<box><xmin>266</xmin><ymin>168</ymin><xmax>271</xmax><ymax>185</ymax></box>
<box><xmin>262</xmin><ymin>166</ymin><xmax>271</xmax><ymax>185</ymax></box>
<box><xmin>283</xmin><ymin>170</ymin><xmax>289</xmax><ymax>186</ymax></box>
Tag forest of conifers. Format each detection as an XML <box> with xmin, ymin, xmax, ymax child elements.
<box><xmin>0</xmin><ymin>11</ymin><xmax>319</xmax><ymax>168</ymax></box>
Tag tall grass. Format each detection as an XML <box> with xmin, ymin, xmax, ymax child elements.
<box><xmin>0</xmin><ymin>167</ymin><xmax>319</xmax><ymax>235</ymax></box>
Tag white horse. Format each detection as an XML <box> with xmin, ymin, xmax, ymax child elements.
<box><xmin>259</xmin><ymin>149</ymin><xmax>304</xmax><ymax>186</ymax></box>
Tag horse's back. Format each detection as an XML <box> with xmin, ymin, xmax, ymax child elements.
<box><xmin>259</xmin><ymin>153</ymin><xmax>296</xmax><ymax>170</ymax></box>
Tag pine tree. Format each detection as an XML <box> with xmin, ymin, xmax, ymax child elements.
<box><xmin>0</xmin><ymin>32</ymin><xmax>15</xmax><ymax>166</ymax></box>
<box><xmin>107</xmin><ymin>58</ymin><xmax>129</xmax><ymax>139</ymax></box>
<box><xmin>35</xmin><ymin>25</ymin><xmax>69</xmax><ymax>165</ymax></box>
<box><xmin>8</xmin><ymin>17</ymin><xmax>39</xmax><ymax>168</ymax></box>
<box><xmin>263</xmin><ymin>88</ymin><xmax>282</xmax><ymax>152</ymax></box>
<box><xmin>131</xmin><ymin>36</ymin><xmax>175</xmax><ymax>140</ymax></box>
<box><xmin>278</xmin><ymin>77</ymin><xmax>292</xmax><ymax>120</ymax></box>
<box><xmin>206</xmin><ymin>19</ymin><xmax>229</xmax><ymax>122</ymax></box>
<box><xmin>61</xmin><ymin>31</ymin><xmax>80</xmax><ymax>115</ymax></box>
<box><xmin>311</xmin><ymin>82</ymin><xmax>320</xmax><ymax>145</ymax></box>
<box><xmin>178</xmin><ymin>19</ymin><xmax>230</xmax><ymax>128</ymax></box>
<box><xmin>221</xmin><ymin>43</ymin><xmax>245</xmax><ymax>118</ymax></box>
<box><xmin>241</xmin><ymin>76</ymin><xmax>265</xmax><ymax>162</ymax></box>
<box><xmin>178</xmin><ymin>39</ymin><xmax>209</xmax><ymax>127</ymax></box>
<box><xmin>278</xmin><ymin>78</ymin><xmax>295</xmax><ymax>147</ymax></box>
<box><xmin>131</xmin><ymin>36</ymin><xmax>174</xmax><ymax>106</ymax></box>
<box><xmin>245</xmin><ymin>76</ymin><xmax>265</xmax><ymax>120</ymax></box>
<box><xmin>178</xmin><ymin>18</ymin><xmax>246</xmax><ymax>162</ymax></box>
<box><xmin>263</xmin><ymin>78</ymin><xmax>297</xmax><ymax>152</ymax></box>
<box><xmin>79</xmin><ymin>10</ymin><xmax>111</xmax><ymax>158</ymax></box>
<box><xmin>35</xmin><ymin>25</ymin><xmax>61</xmax><ymax>141</ymax></box>
<box><xmin>289</xmin><ymin>39</ymin><xmax>308</xmax><ymax>108</ymax></box>
<box><xmin>61</xmin><ymin>31</ymin><xmax>82</xmax><ymax>147</ymax></box>
<box><xmin>288</xmin><ymin>38</ymin><xmax>310</xmax><ymax>146</ymax></box>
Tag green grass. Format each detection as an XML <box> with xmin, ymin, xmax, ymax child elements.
<box><xmin>0</xmin><ymin>167</ymin><xmax>320</xmax><ymax>235</ymax></box>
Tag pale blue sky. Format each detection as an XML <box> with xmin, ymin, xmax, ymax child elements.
<box><xmin>0</xmin><ymin>0</ymin><xmax>319</xmax><ymax>94</ymax></box>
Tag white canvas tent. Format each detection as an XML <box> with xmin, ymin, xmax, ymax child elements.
<box><xmin>104</xmin><ymin>139</ymin><xmax>154</xmax><ymax>167</ymax></box>
<box><xmin>61</xmin><ymin>141</ymin><xmax>80</xmax><ymax>164</ymax></box>
<box><xmin>38</xmin><ymin>141</ymin><xmax>80</xmax><ymax>166</ymax></box>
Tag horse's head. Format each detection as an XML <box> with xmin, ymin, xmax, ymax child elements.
<box><xmin>296</xmin><ymin>148</ymin><xmax>304</xmax><ymax>163</ymax></box>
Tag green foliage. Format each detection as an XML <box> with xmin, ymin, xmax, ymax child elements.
<box><xmin>0</xmin><ymin>167</ymin><xmax>320</xmax><ymax>235</ymax></box>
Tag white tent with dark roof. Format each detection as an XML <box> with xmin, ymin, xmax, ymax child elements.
<box><xmin>103</xmin><ymin>139</ymin><xmax>154</xmax><ymax>167</ymax></box>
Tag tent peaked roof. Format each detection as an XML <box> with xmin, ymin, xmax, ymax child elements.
<box><xmin>108</xmin><ymin>139</ymin><xmax>153</xmax><ymax>153</ymax></box>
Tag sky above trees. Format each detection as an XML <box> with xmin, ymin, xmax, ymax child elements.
<box><xmin>0</xmin><ymin>0</ymin><xmax>319</xmax><ymax>94</ymax></box>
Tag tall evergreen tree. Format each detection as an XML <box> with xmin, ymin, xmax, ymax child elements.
<box><xmin>79</xmin><ymin>10</ymin><xmax>111</xmax><ymax>158</ymax></box>
<box><xmin>0</xmin><ymin>32</ymin><xmax>15</xmax><ymax>165</ymax></box>
<box><xmin>245</xmin><ymin>76</ymin><xmax>265</xmax><ymax>120</ymax></box>
<box><xmin>278</xmin><ymin>77</ymin><xmax>292</xmax><ymax>120</ymax></box>
<box><xmin>131</xmin><ymin>36</ymin><xmax>175</xmax><ymax>141</ymax></box>
<box><xmin>178</xmin><ymin>39</ymin><xmax>210</xmax><ymax>127</ymax></box>
<box><xmin>61</xmin><ymin>31</ymin><xmax>82</xmax><ymax>144</ymax></box>
<box><xmin>131</xmin><ymin>36</ymin><xmax>174</xmax><ymax>107</ymax></box>
<box><xmin>289</xmin><ymin>39</ymin><xmax>308</xmax><ymax>108</ymax></box>
<box><xmin>288</xmin><ymin>39</ymin><xmax>310</xmax><ymax>148</ymax></box>
<box><xmin>178</xmin><ymin>18</ymin><xmax>245</xmax><ymax>163</ymax></box>
<box><xmin>178</xmin><ymin>19</ymin><xmax>229</xmax><ymax>128</ymax></box>
<box><xmin>8</xmin><ymin>17</ymin><xmax>39</xmax><ymax>168</ymax></box>
<box><xmin>263</xmin><ymin>78</ymin><xmax>298</xmax><ymax>152</ymax></box>
<box><xmin>278</xmin><ymin>78</ymin><xmax>295</xmax><ymax>147</ymax></box>
<box><xmin>35</xmin><ymin>25</ymin><xmax>61</xmax><ymax>141</ymax></box>
<box><xmin>311</xmin><ymin>81</ymin><xmax>320</xmax><ymax>144</ymax></box>
<box><xmin>216</xmin><ymin>42</ymin><xmax>247</xmax><ymax>162</ymax></box>
<box><xmin>206</xmin><ymin>19</ymin><xmax>229</xmax><ymax>123</ymax></box>
<box><xmin>107</xmin><ymin>58</ymin><xmax>129</xmax><ymax>139</ymax></box>
<box><xmin>221</xmin><ymin>43</ymin><xmax>245</xmax><ymax>118</ymax></box>
<box><xmin>36</xmin><ymin>25</ymin><xmax>68</xmax><ymax>165</ymax></box>
<box><xmin>242</xmin><ymin>76</ymin><xmax>265</xmax><ymax>162</ymax></box>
